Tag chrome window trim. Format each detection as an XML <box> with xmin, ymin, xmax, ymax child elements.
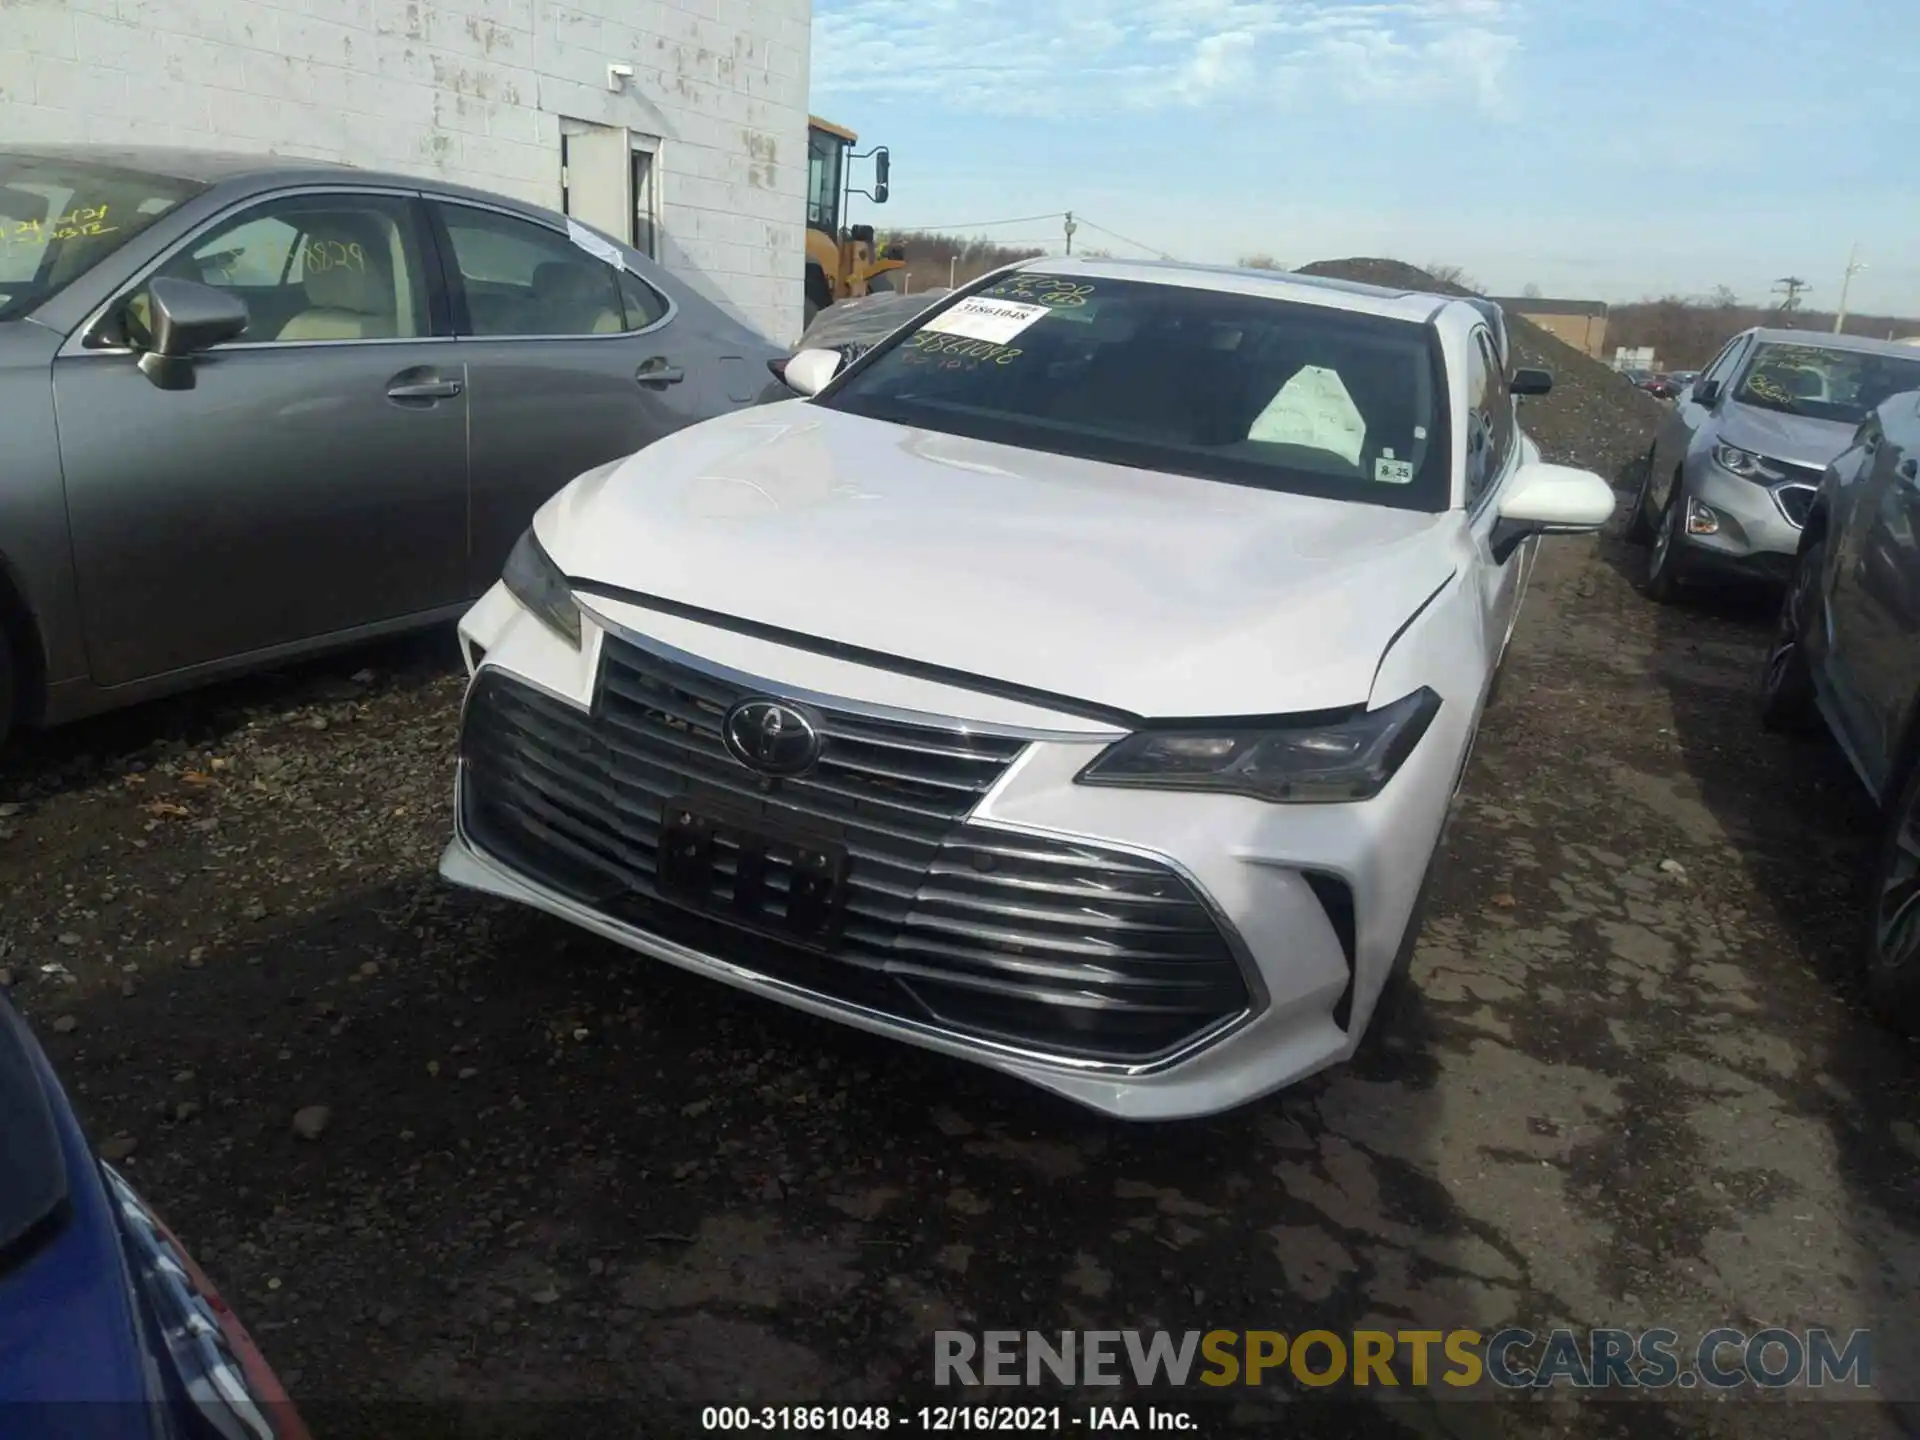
<box><xmin>62</xmin><ymin>182</ymin><xmax>679</xmax><ymax>360</ymax></box>
<box><xmin>61</xmin><ymin>182</ymin><xmax>439</xmax><ymax>359</ymax></box>
<box><xmin>574</xmin><ymin>599</ymin><xmax>1126</xmax><ymax>742</ymax></box>
<box><xmin>427</xmin><ymin>194</ymin><xmax>679</xmax><ymax>341</ymax></box>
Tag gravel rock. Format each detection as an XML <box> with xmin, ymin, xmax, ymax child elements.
<box><xmin>50</xmin><ymin>1015</ymin><xmax>78</xmax><ymax>1034</ymax></box>
<box><xmin>291</xmin><ymin>1105</ymin><xmax>332</xmax><ymax>1140</ymax></box>
<box><xmin>98</xmin><ymin>1135</ymin><xmax>138</xmax><ymax>1162</ymax></box>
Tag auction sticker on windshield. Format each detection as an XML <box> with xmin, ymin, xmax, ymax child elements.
<box><xmin>923</xmin><ymin>297</ymin><xmax>1050</xmax><ymax>345</ymax></box>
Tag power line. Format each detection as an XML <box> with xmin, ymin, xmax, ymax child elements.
<box><xmin>894</xmin><ymin>212</ymin><xmax>1064</xmax><ymax>232</ymax></box>
<box><xmin>1074</xmin><ymin>217</ymin><xmax>1174</xmax><ymax>259</ymax></box>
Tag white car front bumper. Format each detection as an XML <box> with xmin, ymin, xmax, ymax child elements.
<box><xmin>441</xmin><ymin>585</ymin><xmax>1464</xmax><ymax>1121</ymax></box>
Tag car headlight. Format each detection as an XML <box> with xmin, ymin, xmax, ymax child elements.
<box><xmin>1711</xmin><ymin>443</ymin><xmax>1787</xmax><ymax>482</ymax></box>
<box><xmin>106</xmin><ymin>1165</ymin><xmax>289</xmax><ymax>1440</ymax></box>
<box><xmin>501</xmin><ymin>527</ymin><xmax>581</xmax><ymax>648</ymax></box>
<box><xmin>1076</xmin><ymin>687</ymin><xmax>1441</xmax><ymax>803</ymax></box>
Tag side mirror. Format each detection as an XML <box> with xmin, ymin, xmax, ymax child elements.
<box><xmin>133</xmin><ymin>277</ymin><xmax>248</xmax><ymax>391</ymax></box>
<box><xmin>871</xmin><ymin>147</ymin><xmax>890</xmax><ymax>205</ymax></box>
<box><xmin>781</xmin><ymin>347</ymin><xmax>843</xmax><ymax>398</ymax></box>
<box><xmin>1693</xmin><ymin>379</ymin><xmax>1720</xmax><ymax>407</ymax></box>
<box><xmin>1510</xmin><ymin>367</ymin><xmax>1552</xmax><ymax>397</ymax></box>
<box><xmin>1490</xmin><ymin>461</ymin><xmax>1616</xmax><ymax>563</ymax></box>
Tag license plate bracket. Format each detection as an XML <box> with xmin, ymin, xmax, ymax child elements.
<box><xmin>657</xmin><ymin>796</ymin><xmax>849</xmax><ymax>941</ymax></box>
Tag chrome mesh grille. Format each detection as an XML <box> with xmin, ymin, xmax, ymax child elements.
<box><xmin>458</xmin><ymin>636</ymin><xmax>1250</xmax><ymax>1062</ymax></box>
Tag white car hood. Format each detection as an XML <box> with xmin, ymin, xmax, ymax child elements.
<box><xmin>545</xmin><ymin>404</ymin><xmax>1458</xmax><ymax>719</ymax></box>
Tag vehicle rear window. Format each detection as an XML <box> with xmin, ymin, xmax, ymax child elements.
<box><xmin>0</xmin><ymin>156</ymin><xmax>202</xmax><ymax>321</ymax></box>
<box><xmin>817</xmin><ymin>273</ymin><xmax>1451</xmax><ymax>512</ymax></box>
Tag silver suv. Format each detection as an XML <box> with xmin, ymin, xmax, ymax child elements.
<box><xmin>1626</xmin><ymin>327</ymin><xmax>1920</xmax><ymax>600</ymax></box>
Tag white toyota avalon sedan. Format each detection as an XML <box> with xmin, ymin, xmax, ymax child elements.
<box><xmin>440</xmin><ymin>259</ymin><xmax>1615</xmax><ymax>1120</ymax></box>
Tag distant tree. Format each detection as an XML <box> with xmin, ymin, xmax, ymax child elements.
<box><xmin>886</xmin><ymin>230</ymin><xmax>1048</xmax><ymax>291</ymax></box>
<box><xmin>1606</xmin><ymin>292</ymin><xmax>1920</xmax><ymax>368</ymax></box>
<box><xmin>1238</xmin><ymin>253</ymin><xmax>1285</xmax><ymax>270</ymax></box>
<box><xmin>1424</xmin><ymin>262</ymin><xmax>1482</xmax><ymax>292</ymax></box>
<box><xmin>1522</xmin><ymin>282</ymin><xmax>1543</xmax><ymax>298</ymax></box>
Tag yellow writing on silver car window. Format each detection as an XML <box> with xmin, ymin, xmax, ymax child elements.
<box><xmin>302</xmin><ymin>239</ymin><xmax>368</xmax><ymax>273</ymax></box>
<box><xmin>983</xmin><ymin>275</ymin><xmax>1096</xmax><ymax>308</ymax></box>
<box><xmin>1</xmin><ymin>205</ymin><xmax>119</xmax><ymax>248</ymax></box>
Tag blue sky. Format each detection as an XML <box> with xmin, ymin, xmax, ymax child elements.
<box><xmin>811</xmin><ymin>0</ymin><xmax>1920</xmax><ymax>315</ymax></box>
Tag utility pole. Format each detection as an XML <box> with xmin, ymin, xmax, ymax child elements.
<box><xmin>1834</xmin><ymin>244</ymin><xmax>1865</xmax><ymax>334</ymax></box>
<box><xmin>1063</xmin><ymin>210</ymin><xmax>1076</xmax><ymax>256</ymax></box>
<box><xmin>1772</xmin><ymin>276</ymin><xmax>1808</xmax><ymax>314</ymax></box>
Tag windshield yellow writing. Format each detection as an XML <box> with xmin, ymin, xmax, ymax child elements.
<box><xmin>903</xmin><ymin>330</ymin><xmax>1023</xmax><ymax>365</ymax></box>
<box><xmin>1</xmin><ymin>204</ymin><xmax>119</xmax><ymax>248</ymax></box>
<box><xmin>302</xmin><ymin>239</ymin><xmax>367</xmax><ymax>273</ymax></box>
<box><xmin>982</xmin><ymin>275</ymin><xmax>1095</xmax><ymax>308</ymax></box>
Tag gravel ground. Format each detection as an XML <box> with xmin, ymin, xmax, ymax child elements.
<box><xmin>2</xmin><ymin>271</ymin><xmax>1916</xmax><ymax>1437</ymax></box>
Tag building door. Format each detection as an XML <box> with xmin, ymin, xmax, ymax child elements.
<box><xmin>560</xmin><ymin>120</ymin><xmax>660</xmax><ymax>257</ymax></box>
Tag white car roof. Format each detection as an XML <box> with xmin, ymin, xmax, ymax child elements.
<box><xmin>1007</xmin><ymin>256</ymin><xmax>1459</xmax><ymax>326</ymax></box>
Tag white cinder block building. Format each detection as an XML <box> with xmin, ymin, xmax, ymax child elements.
<box><xmin>0</xmin><ymin>0</ymin><xmax>811</xmax><ymax>342</ymax></box>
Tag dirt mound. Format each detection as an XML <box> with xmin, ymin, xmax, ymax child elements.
<box><xmin>1298</xmin><ymin>257</ymin><xmax>1665</xmax><ymax>486</ymax></box>
<box><xmin>1295</xmin><ymin>257</ymin><xmax>1474</xmax><ymax>297</ymax></box>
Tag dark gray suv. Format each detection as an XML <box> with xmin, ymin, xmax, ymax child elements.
<box><xmin>0</xmin><ymin>146</ymin><xmax>780</xmax><ymax>745</ymax></box>
<box><xmin>1760</xmin><ymin>385</ymin><xmax>1920</xmax><ymax>1033</ymax></box>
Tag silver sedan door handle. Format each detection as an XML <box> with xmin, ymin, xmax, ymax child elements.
<box><xmin>636</xmin><ymin>358</ymin><xmax>685</xmax><ymax>389</ymax></box>
<box><xmin>386</xmin><ymin>377</ymin><xmax>464</xmax><ymax>401</ymax></box>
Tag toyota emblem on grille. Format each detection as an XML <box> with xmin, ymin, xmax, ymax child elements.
<box><xmin>722</xmin><ymin>698</ymin><xmax>821</xmax><ymax>777</ymax></box>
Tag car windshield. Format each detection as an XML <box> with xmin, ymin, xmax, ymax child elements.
<box><xmin>1733</xmin><ymin>342</ymin><xmax>1920</xmax><ymax>424</ymax></box>
<box><xmin>817</xmin><ymin>273</ymin><xmax>1451</xmax><ymax>512</ymax></box>
<box><xmin>0</xmin><ymin>156</ymin><xmax>202</xmax><ymax>321</ymax></box>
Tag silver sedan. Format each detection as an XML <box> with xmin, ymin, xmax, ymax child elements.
<box><xmin>0</xmin><ymin>145</ymin><xmax>782</xmax><ymax>745</ymax></box>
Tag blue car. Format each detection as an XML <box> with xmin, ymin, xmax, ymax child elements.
<box><xmin>1</xmin><ymin>994</ymin><xmax>308</xmax><ymax>1440</ymax></box>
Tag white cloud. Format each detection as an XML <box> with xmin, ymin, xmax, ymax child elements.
<box><xmin>812</xmin><ymin>0</ymin><xmax>1521</xmax><ymax>116</ymax></box>
<box><xmin>1176</xmin><ymin>30</ymin><xmax>1257</xmax><ymax>101</ymax></box>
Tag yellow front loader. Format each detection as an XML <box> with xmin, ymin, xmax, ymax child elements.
<box><xmin>804</xmin><ymin>115</ymin><xmax>904</xmax><ymax>325</ymax></box>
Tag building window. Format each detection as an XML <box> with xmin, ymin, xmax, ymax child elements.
<box><xmin>807</xmin><ymin>127</ymin><xmax>842</xmax><ymax>233</ymax></box>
